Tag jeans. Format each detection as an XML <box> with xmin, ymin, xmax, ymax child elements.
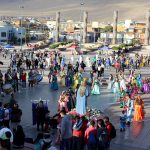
<box><xmin>87</xmin><ymin>143</ymin><xmax>97</xmax><ymax>150</ymax></box>
<box><xmin>22</xmin><ymin>81</ymin><xmax>26</xmax><ymax>88</ymax></box>
<box><xmin>60</xmin><ymin>138</ymin><xmax>72</xmax><ymax>150</ymax></box>
<box><xmin>72</xmin><ymin>136</ymin><xmax>83</xmax><ymax>150</ymax></box>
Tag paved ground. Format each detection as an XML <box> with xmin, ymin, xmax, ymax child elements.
<box><xmin>105</xmin><ymin>93</ymin><xmax>150</xmax><ymax>150</ymax></box>
<box><xmin>0</xmin><ymin>48</ymin><xmax>150</xmax><ymax>150</ymax></box>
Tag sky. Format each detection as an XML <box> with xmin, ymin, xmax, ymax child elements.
<box><xmin>0</xmin><ymin>0</ymin><xmax>149</xmax><ymax>22</ymax></box>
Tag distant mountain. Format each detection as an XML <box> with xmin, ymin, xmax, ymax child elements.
<box><xmin>0</xmin><ymin>0</ymin><xmax>149</xmax><ymax>22</ymax></box>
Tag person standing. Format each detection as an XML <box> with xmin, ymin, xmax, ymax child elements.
<box><xmin>91</xmin><ymin>78</ymin><xmax>100</xmax><ymax>95</ymax></box>
<box><xmin>21</xmin><ymin>71</ymin><xmax>26</xmax><ymax>88</ymax></box>
<box><xmin>76</xmin><ymin>81</ymin><xmax>89</xmax><ymax>115</ymax></box>
<box><xmin>36</xmin><ymin>101</ymin><xmax>46</xmax><ymax>131</ymax></box>
<box><xmin>51</xmin><ymin>74</ymin><xmax>58</xmax><ymax>90</ymax></box>
<box><xmin>85</xmin><ymin>120</ymin><xmax>97</xmax><ymax>150</ymax></box>
<box><xmin>0</xmin><ymin>70</ymin><xmax>3</xmax><ymax>91</ymax></box>
<box><xmin>134</xmin><ymin>95</ymin><xmax>145</xmax><ymax>122</ymax></box>
<box><xmin>97</xmin><ymin>119</ymin><xmax>109</xmax><ymax>150</ymax></box>
<box><xmin>3</xmin><ymin>104</ymin><xmax>10</xmax><ymax>128</ymax></box>
<box><xmin>13</xmin><ymin>125</ymin><xmax>25</xmax><ymax>148</ymax></box>
<box><xmin>0</xmin><ymin>102</ymin><xmax>5</xmax><ymax>128</ymax></box>
<box><xmin>104</xmin><ymin>116</ymin><xmax>116</xmax><ymax>149</ymax></box>
<box><xmin>0</xmin><ymin>126</ymin><xmax>13</xmax><ymax>150</ymax></box>
<box><xmin>60</xmin><ymin>110</ymin><xmax>72</xmax><ymax>150</ymax></box>
<box><xmin>80</xmin><ymin>61</ymin><xmax>86</xmax><ymax>72</ymax></box>
<box><xmin>11</xmin><ymin>104</ymin><xmax>22</xmax><ymax>130</ymax></box>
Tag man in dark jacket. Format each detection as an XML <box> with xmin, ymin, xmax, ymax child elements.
<box><xmin>36</xmin><ymin>101</ymin><xmax>46</xmax><ymax>131</ymax></box>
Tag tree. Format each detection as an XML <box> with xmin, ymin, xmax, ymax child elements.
<box><xmin>10</xmin><ymin>36</ymin><xmax>17</xmax><ymax>45</ymax></box>
<box><xmin>26</xmin><ymin>33</ymin><xmax>30</xmax><ymax>42</ymax></box>
<box><xmin>101</xmin><ymin>25</ymin><xmax>113</xmax><ymax>33</ymax></box>
<box><xmin>119</xmin><ymin>43</ymin><xmax>127</xmax><ymax>49</ymax></box>
<box><xmin>132</xmin><ymin>38</ymin><xmax>141</xmax><ymax>46</ymax></box>
<box><xmin>112</xmin><ymin>46</ymin><xmax>120</xmax><ymax>51</ymax></box>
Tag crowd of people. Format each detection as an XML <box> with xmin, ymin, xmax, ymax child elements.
<box><xmin>0</xmin><ymin>48</ymin><xmax>149</xmax><ymax>150</ymax></box>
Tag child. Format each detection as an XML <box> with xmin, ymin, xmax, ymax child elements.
<box><xmin>119</xmin><ymin>110</ymin><xmax>127</xmax><ymax>132</ymax></box>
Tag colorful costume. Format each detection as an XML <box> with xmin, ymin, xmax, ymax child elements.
<box><xmin>76</xmin><ymin>84</ymin><xmax>89</xmax><ymax>115</ymax></box>
<box><xmin>134</xmin><ymin>96</ymin><xmax>144</xmax><ymax>122</ymax></box>
<box><xmin>51</xmin><ymin>75</ymin><xmax>58</xmax><ymax>90</ymax></box>
<box><xmin>143</xmin><ymin>82</ymin><xmax>149</xmax><ymax>93</ymax></box>
<box><xmin>91</xmin><ymin>79</ymin><xmax>100</xmax><ymax>95</ymax></box>
<box><xmin>107</xmin><ymin>76</ymin><xmax>114</xmax><ymax>91</ymax></box>
<box><xmin>72</xmin><ymin>74</ymin><xmax>79</xmax><ymax>89</ymax></box>
<box><xmin>120</xmin><ymin>79</ymin><xmax>127</xmax><ymax>91</ymax></box>
<box><xmin>60</xmin><ymin>70</ymin><xmax>66</xmax><ymax>86</ymax></box>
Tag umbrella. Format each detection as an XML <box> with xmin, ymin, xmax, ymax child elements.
<box><xmin>0</xmin><ymin>61</ymin><xmax>3</xmax><ymax>65</ymax></box>
<box><xmin>3</xmin><ymin>44</ymin><xmax>14</xmax><ymax>49</ymax></box>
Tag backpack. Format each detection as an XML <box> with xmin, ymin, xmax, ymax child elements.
<box><xmin>73</xmin><ymin>120</ymin><xmax>83</xmax><ymax>131</ymax></box>
<box><xmin>98</xmin><ymin>128</ymin><xmax>109</xmax><ymax>148</ymax></box>
<box><xmin>0</xmin><ymin>108</ymin><xmax>5</xmax><ymax>121</ymax></box>
<box><xmin>110</xmin><ymin>123</ymin><xmax>116</xmax><ymax>139</ymax></box>
<box><xmin>88</xmin><ymin>133</ymin><xmax>97</xmax><ymax>144</ymax></box>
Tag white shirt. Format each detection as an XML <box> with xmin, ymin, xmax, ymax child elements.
<box><xmin>0</xmin><ymin>127</ymin><xmax>13</xmax><ymax>142</ymax></box>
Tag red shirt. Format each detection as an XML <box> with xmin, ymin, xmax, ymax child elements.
<box><xmin>106</xmin><ymin>123</ymin><xmax>112</xmax><ymax>141</ymax></box>
<box><xmin>73</xmin><ymin>122</ymin><xmax>87</xmax><ymax>138</ymax></box>
<box><xmin>84</xmin><ymin>126</ymin><xmax>97</xmax><ymax>144</ymax></box>
<box><xmin>21</xmin><ymin>73</ymin><xmax>26</xmax><ymax>81</ymax></box>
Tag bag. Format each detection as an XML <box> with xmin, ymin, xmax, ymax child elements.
<box><xmin>73</xmin><ymin>120</ymin><xmax>83</xmax><ymax>131</ymax></box>
<box><xmin>110</xmin><ymin>123</ymin><xmax>116</xmax><ymax>139</ymax></box>
<box><xmin>98</xmin><ymin>128</ymin><xmax>108</xmax><ymax>148</ymax></box>
<box><xmin>0</xmin><ymin>108</ymin><xmax>5</xmax><ymax>120</ymax></box>
<box><xmin>88</xmin><ymin>133</ymin><xmax>97</xmax><ymax>144</ymax></box>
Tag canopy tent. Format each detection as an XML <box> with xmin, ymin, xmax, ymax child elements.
<box><xmin>99</xmin><ymin>45</ymin><xmax>111</xmax><ymax>51</ymax></box>
<box><xmin>69</xmin><ymin>44</ymin><xmax>79</xmax><ymax>49</ymax></box>
<box><xmin>3</xmin><ymin>44</ymin><xmax>14</xmax><ymax>49</ymax></box>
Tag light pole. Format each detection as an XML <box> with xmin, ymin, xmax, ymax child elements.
<box><xmin>79</xmin><ymin>1</ymin><xmax>84</xmax><ymax>50</ymax></box>
<box><xmin>20</xmin><ymin>6</ymin><xmax>24</xmax><ymax>51</ymax></box>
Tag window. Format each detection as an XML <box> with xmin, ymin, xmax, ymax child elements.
<box><xmin>1</xmin><ymin>40</ymin><xmax>7</xmax><ymax>42</ymax></box>
<box><xmin>1</xmin><ymin>32</ymin><xmax>6</xmax><ymax>37</ymax></box>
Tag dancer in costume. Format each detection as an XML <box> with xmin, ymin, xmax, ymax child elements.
<box><xmin>120</xmin><ymin>77</ymin><xmax>127</xmax><ymax>92</ymax></box>
<box><xmin>60</xmin><ymin>69</ymin><xmax>66</xmax><ymax>87</ymax></box>
<box><xmin>91</xmin><ymin>78</ymin><xmax>100</xmax><ymax>95</ymax></box>
<box><xmin>113</xmin><ymin>78</ymin><xmax>121</xmax><ymax>101</ymax></box>
<box><xmin>58</xmin><ymin>91</ymin><xmax>68</xmax><ymax>112</ymax></box>
<box><xmin>137</xmin><ymin>73</ymin><xmax>142</xmax><ymax>88</ymax></box>
<box><xmin>143</xmin><ymin>78</ymin><xmax>149</xmax><ymax>93</ymax></box>
<box><xmin>107</xmin><ymin>74</ymin><xmax>114</xmax><ymax>90</ymax></box>
<box><xmin>72</xmin><ymin>74</ymin><xmax>79</xmax><ymax>89</ymax></box>
<box><xmin>78</xmin><ymin>72</ymin><xmax>83</xmax><ymax>85</ymax></box>
<box><xmin>134</xmin><ymin>95</ymin><xmax>145</xmax><ymax>122</ymax></box>
<box><xmin>51</xmin><ymin>74</ymin><xmax>58</xmax><ymax>90</ymax></box>
<box><xmin>126</xmin><ymin>95</ymin><xmax>134</xmax><ymax>126</ymax></box>
<box><xmin>76</xmin><ymin>81</ymin><xmax>89</xmax><ymax>115</ymax></box>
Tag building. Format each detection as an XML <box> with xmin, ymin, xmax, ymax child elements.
<box><xmin>0</xmin><ymin>21</ymin><xmax>14</xmax><ymax>43</ymax></box>
<box><xmin>0</xmin><ymin>21</ymin><xmax>26</xmax><ymax>44</ymax></box>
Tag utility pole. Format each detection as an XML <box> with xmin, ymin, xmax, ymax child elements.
<box><xmin>145</xmin><ymin>9</ymin><xmax>150</xmax><ymax>45</ymax></box>
<box><xmin>55</xmin><ymin>12</ymin><xmax>60</xmax><ymax>42</ymax></box>
<box><xmin>83</xmin><ymin>11</ymin><xmax>88</xmax><ymax>43</ymax></box>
